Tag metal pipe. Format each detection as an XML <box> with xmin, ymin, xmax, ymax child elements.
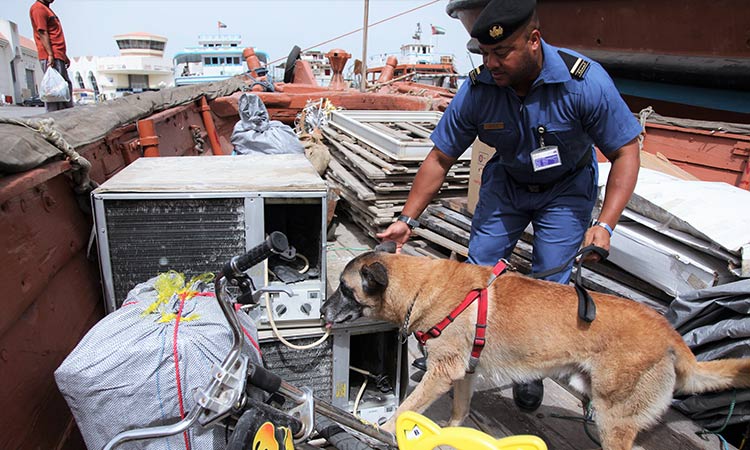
<box><xmin>136</xmin><ymin>118</ymin><xmax>159</xmax><ymax>157</ymax></box>
<box><xmin>277</xmin><ymin>379</ymin><xmax>397</xmax><ymax>447</ymax></box>
<box><xmin>360</xmin><ymin>0</ymin><xmax>370</xmax><ymax>92</ymax></box>
<box><xmin>740</xmin><ymin>154</ymin><xmax>750</xmax><ymax>191</ymax></box>
<box><xmin>199</xmin><ymin>96</ymin><xmax>226</xmax><ymax>155</ymax></box>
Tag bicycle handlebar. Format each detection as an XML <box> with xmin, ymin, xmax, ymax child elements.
<box><xmin>222</xmin><ymin>231</ymin><xmax>289</xmax><ymax>279</ymax></box>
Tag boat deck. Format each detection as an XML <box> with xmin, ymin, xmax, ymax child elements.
<box><xmin>326</xmin><ymin>217</ymin><xmax>734</xmax><ymax>450</ymax></box>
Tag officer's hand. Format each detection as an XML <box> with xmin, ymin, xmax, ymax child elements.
<box><xmin>580</xmin><ymin>225</ymin><xmax>611</xmax><ymax>263</ymax></box>
<box><xmin>376</xmin><ymin>221</ymin><xmax>412</xmax><ymax>254</ymax></box>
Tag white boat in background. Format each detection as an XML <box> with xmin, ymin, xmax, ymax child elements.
<box><xmin>300</xmin><ymin>50</ymin><xmax>333</xmax><ymax>87</ymax></box>
<box><xmin>367</xmin><ymin>23</ymin><xmax>461</xmax><ymax>89</ymax></box>
<box><xmin>173</xmin><ymin>34</ymin><xmax>268</xmax><ymax>86</ymax></box>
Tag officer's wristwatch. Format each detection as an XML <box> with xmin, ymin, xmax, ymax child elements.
<box><xmin>397</xmin><ymin>214</ymin><xmax>420</xmax><ymax>229</ymax></box>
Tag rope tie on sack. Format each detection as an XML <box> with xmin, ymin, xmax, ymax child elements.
<box><xmin>0</xmin><ymin>116</ymin><xmax>95</xmax><ymax>194</ymax></box>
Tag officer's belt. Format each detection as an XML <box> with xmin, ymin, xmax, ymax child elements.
<box><xmin>505</xmin><ymin>149</ymin><xmax>592</xmax><ymax>193</ymax></box>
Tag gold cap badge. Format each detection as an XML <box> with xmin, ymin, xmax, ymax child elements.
<box><xmin>489</xmin><ymin>25</ymin><xmax>504</xmax><ymax>39</ymax></box>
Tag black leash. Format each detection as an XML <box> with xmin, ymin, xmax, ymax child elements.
<box><xmin>530</xmin><ymin>245</ymin><xmax>609</xmax><ymax>323</ymax></box>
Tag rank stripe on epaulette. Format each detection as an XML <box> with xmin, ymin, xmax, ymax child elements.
<box><xmin>557</xmin><ymin>50</ymin><xmax>590</xmax><ymax>80</ymax></box>
<box><xmin>570</xmin><ymin>58</ymin><xmax>590</xmax><ymax>79</ymax></box>
<box><xmin>469</xmin><ymin>65</ymin><xmax>483</xmax><ymax>85</ymax></box>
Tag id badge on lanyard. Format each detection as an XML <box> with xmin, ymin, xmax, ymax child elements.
<box><xmin>531</xmin><ymin>126</ymin><xmax>562</xmax><ymax>172</ymax></box>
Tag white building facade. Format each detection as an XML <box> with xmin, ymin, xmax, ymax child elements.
<box><xmin>68</xmin><ymin>32</ymin><xmax>173</xmax><ymax>102</ymax></box>
<box><xmin>0</xmin><ymin>19</ymin><xmax>44</xmax><ymax>105</ymax></box>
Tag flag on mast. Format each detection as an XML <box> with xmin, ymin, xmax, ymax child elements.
<box><xmin>218</xmin><ymin>21</ymin><xmax>227</xmax><ymax>29</ymax></box>
<box><xmin>431</xmin><ymin>24</ymin><xmax>446</xmax><ymax>35</ymax></box>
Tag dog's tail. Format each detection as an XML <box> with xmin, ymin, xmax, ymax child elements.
<box><xmin>675</xmin><ymin>344</ymin><xmax>750</xmax><ymax>394</ymax></box>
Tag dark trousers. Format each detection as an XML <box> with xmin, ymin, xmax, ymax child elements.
<box><xmin>41</xmin><ymin>59</ymin><xmax>75</xmax><ymax>112</ymax></box>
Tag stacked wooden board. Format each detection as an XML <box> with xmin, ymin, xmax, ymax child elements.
<box><xmin>322</xmin><ymin>110</ymin><xmax>469</xmax><ymax>237</ymax></box>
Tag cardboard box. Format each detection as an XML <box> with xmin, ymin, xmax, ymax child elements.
<box><xmin>467</xmin><ymin>140</ymin><xmax>496</xmax><ymax>215</ymax></box>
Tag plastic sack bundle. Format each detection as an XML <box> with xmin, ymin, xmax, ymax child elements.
<box><xmin>55</xmin><ymin>272</ymin><xmax>263</xmax><ymax>450</ymax></box>
<box><xmin>231</xmin><ymin>92</ymin><xmax>304</xmax><ymax>155</ymax></box>
<box><xmin>40</xmin><ymin>67</ymin><xmax>70</xmax><ymax>102</ymax></box>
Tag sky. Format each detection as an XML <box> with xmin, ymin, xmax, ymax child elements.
<box><xmin>5</xmin><ymin>0</ymin><xmax>480</xmax><ymax>74</ymax></box>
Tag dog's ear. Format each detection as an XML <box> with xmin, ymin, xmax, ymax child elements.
<box><xmin>374</xmin><ymin>241</ymin><xmax>397</xmax><ymax>254</ymax></box>
<box><xmin>361</xmin><ymin>262</ymin><xmax>388</xmax><ymax>295</ymax></box>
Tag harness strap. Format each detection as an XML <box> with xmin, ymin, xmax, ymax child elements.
<box><xmin>467</xmin><ymin>289</ymin><xmax>489</xmax><ymax>373</ymax></box>
<box><xmin>415</xmin><ymin>289</ymin><xmax>480</xmax><ymax>345</ymax></box>
<box><xmin>531</xmin><ymin>245</ymin><xmax>608</xmax><ymax>323</ymax></box>
<box><xmin>414</xmin><ymin>260</ymin><xmax>507</xmax><ymax>372</ymax></box>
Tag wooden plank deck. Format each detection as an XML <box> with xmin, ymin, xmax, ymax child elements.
<box><xmin>326</xmin><ymin>217</ymin><xmax>735</xmax><ymax>450</ymax></box>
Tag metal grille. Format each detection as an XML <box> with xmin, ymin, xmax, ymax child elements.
<box><xmin>104</xmin><ymin>198</ymin><xmax>246</xmax><ymax>307</ymax></box>
<box><xmin>261</xmin><ymin>336</ymin><xmax>334</xmax><ymax>401</ymax></box>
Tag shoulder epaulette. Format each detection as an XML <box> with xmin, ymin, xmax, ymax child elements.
<box><xmin>557</xmin><ymin>50</ymin><xmax>591</xmax><ymax>80</ymax></box>
<box><xmin>468</xmin><ymin>65</ymin><xmax>484</xmax><ymax>85</ymax></box>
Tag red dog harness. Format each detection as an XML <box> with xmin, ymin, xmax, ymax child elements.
<box><xmin>414</xmin><ymin>260</ymin><xmax>509</xmax><ymax>373</ymax></box>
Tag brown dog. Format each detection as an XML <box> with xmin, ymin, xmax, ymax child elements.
<box><xmin>321</xmin><ymin>248</ymin><xmax>750</xmax><ymax>450</ymax></box>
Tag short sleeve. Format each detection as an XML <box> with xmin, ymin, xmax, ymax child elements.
<box><xmin>430</xmin><ymin>83</ymin><xmax>479</xmax><ymax>158</ymax></box>
<box><xmin>579</xmin><ymin>65</ymin><xmax>642</xmax><ymax>155</ymax></box>
<box><xmin>30</xmin><ymin>5</ymin><xmax>50</xmax><ymax>32</ymax></box>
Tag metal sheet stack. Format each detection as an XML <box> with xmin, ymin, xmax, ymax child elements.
<box><xmin>323</xmin><ymin>110</ymin><xmax>470</xmax><ymax>237</ymax></box>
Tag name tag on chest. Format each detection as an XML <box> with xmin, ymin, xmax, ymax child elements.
<box><xmin>531</xmin><ymin>146</ymin><xmax>562</xmax><ymax>172</ymax></box>
<box><xmin>482</xmin><ymin>122</ymin><xmax>505</xmax><ymax>130</ymax></box>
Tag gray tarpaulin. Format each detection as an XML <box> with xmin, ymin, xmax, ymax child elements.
<box><xmin>230</xmin><ymin>93</ymin><xmax>304</xmax><ymax>155</ymax></box>
<box><xmin>666</xmin><ymin>280</ymin><xmax>750</xmax><ymax>429</ymax></box>
<box><xmin>0</xmin><ymin>77</ymin><xmax>248</xmax><ymax>174</ymax></box>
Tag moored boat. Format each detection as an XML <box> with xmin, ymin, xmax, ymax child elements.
<box><xmin>367</xmin><ymin>23</ymin><xmax>462</xmax><ymax>90</ymax></box>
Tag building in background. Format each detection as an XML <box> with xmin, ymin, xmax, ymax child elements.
<box><xmin>173</xmin><ymin>34</ymin><xmax>263</xmax><ymax>86</ymax></box>
<box><xmin>0</xmin><ymin>19</ymin><xmax>43</xmax><ymax>105</ymax></box>
<box><xmin>68</xmin><ymin>32</ymin><xmax>173</xmax><ymax>103</ymax></box>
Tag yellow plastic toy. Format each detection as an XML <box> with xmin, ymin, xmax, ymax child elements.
<box><xmin>395</xmin><ymin>411</ymin><xmax>547</xmax><ymax>450</ymax></box>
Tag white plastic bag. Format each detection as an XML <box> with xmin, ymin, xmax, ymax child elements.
<box><xmin>40</xmin><ymin>67</ymin><xmax>70</xmax><ymax>102</ymax></box>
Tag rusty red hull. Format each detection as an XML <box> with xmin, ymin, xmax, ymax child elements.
<box><xmin>537</xmin><ymin>0</ymin><xmax>750</xmax><ymax>123</ymax></box>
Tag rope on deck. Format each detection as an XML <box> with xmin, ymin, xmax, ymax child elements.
<box><xmin>0</xmin><ymin>116</ymin><xmax>96</xmax><ymax>194</ymax></box>
<box><xmin>696</xmin><ymin>388</ymin><xmax>737</xmax><ymax>450</ymax></box>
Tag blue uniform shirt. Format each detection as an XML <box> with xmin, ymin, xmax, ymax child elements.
<box><xmin>431</xmin><ymin>39</ymin><xmax>642</xmax><ymax>185</ymax></box>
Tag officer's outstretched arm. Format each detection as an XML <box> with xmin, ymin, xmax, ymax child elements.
<box><xmin>377</xmin><ymin>147</ymin><xmax>458</xmax><ymax>251</ymax></box>
<box><xmin>582</xmin><ymin>138</ymin><xmax>640</xmax><ymax>260</ymax></box>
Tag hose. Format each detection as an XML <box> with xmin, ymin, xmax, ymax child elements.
<box><xmin>264</xmin><ymin>294</ymin><xmax>330</xmax><ymax>350</ymax></box>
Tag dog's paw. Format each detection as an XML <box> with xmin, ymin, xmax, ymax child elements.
<box><xmin>380</xmin><ymin>418</ymin><xmax>396</xmax><ymax>434</ymax></box>
<box><xmin>447</xmin><ymin>417</ymin><xmax>466</xmax><ymax>427</ymax></box>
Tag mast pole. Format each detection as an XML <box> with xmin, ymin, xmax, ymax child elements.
<box><xmin>361</xmin><ymin>0</ymin><xmax>370</xmax><ymax>92</ymax></box>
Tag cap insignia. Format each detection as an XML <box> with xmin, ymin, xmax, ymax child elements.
<box><xmin>489</xmin><ymin>25</ymin><xmax>504</xmax><ymax>39</ymax></box>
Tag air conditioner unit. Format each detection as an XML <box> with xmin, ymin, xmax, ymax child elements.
<box><xmin>259</xmin><ymin>322</ymin><xmax>407</xmax><ymax>425</ymax></box>
<box><xmin>92</xmin><ymin>154</ymin><xmax>327</xmax><ymax>329</ymax></box>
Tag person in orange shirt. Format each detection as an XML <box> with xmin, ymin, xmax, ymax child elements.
<box><xmin>30</xmin><ymin>0</ymin><xmax>74</xmax><ymax>111</ymax></box>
